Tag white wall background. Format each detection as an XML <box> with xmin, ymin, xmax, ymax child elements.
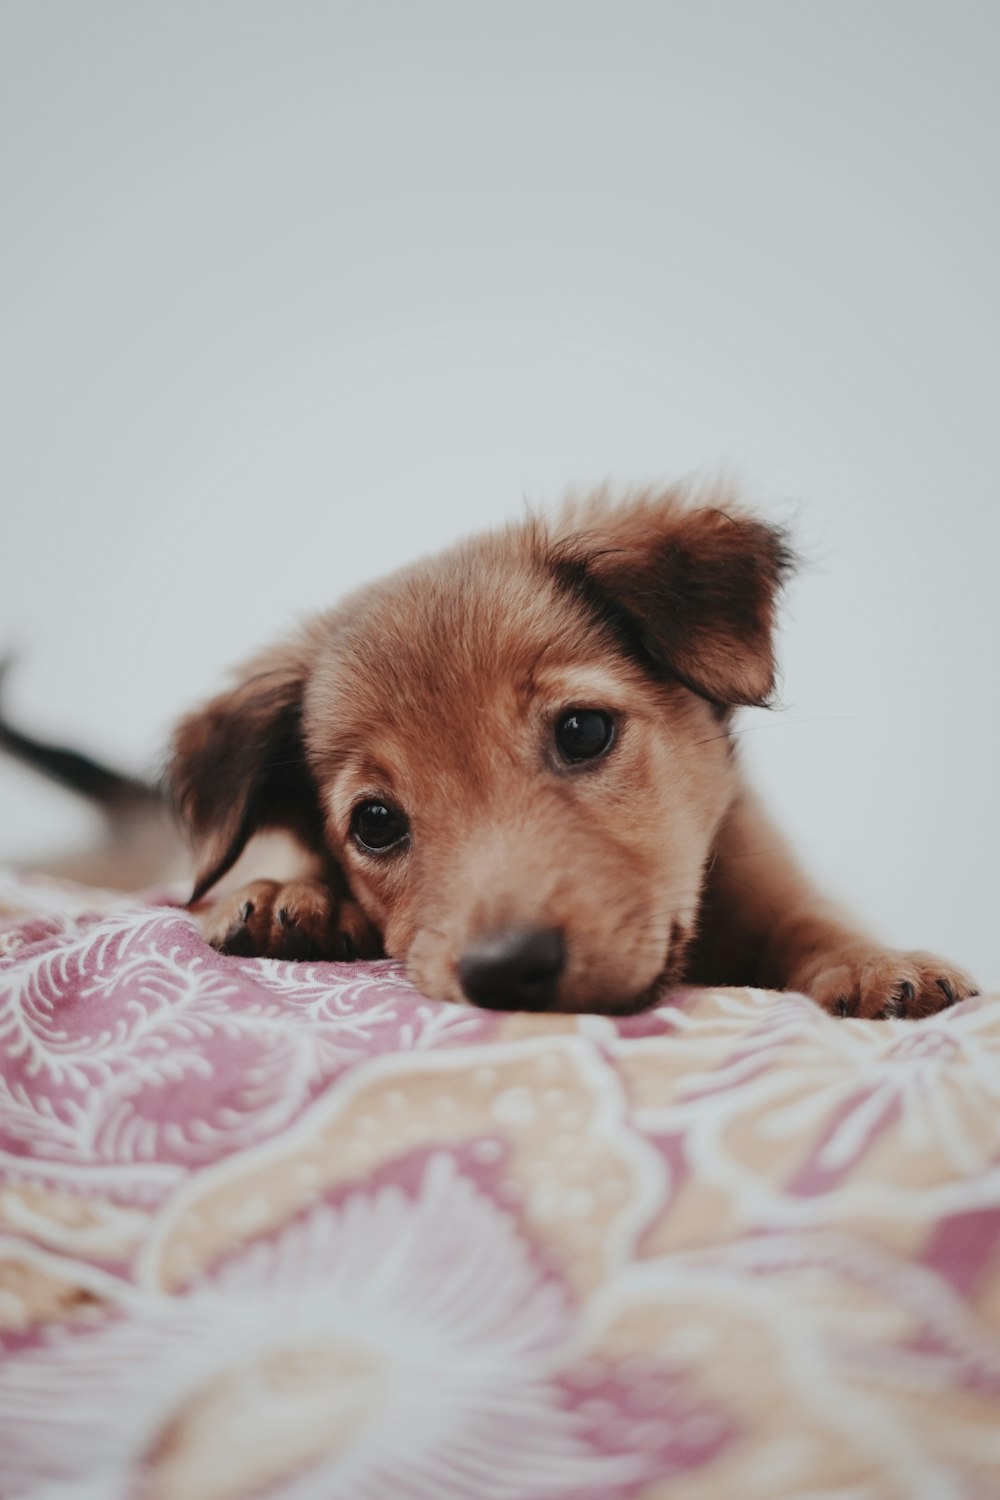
<box><xmin>1</xmin><ymin>1</ymin><xmax>997</xmax><ymax>985</ymax></box>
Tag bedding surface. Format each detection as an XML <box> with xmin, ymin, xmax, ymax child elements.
<box><xmin>0</xmin><ymin>870</ymin><xmax>998</xmax><ymax>1500</ymax></box>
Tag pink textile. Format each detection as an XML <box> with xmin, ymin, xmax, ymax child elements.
<box><xmin>1</xmin><ymin>870</ymin><xmax>999</xmax><ymax>1499</ymax></box>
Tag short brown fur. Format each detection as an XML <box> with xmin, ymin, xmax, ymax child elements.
<box><xmin>170</xmin><ymin>486</ymin><xmax>976</xmax><ymax>1019</ymax></box>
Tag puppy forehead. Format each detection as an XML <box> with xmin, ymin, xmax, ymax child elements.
<box><xmin>304</xmin><ymin>540</ymin><xmax>638</xmax><ymax>761</ymax></box>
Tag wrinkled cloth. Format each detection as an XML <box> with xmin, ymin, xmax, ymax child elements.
<box><xmin>1</xmin><ymin>869</ymin><xmax>999</xmax><ymax>1500</ymax></box>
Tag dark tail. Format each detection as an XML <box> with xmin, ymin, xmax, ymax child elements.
<box><xmin>0</xmin><ymin>657</ymin><xmax>161</xmax><ymax>811</ymax></box>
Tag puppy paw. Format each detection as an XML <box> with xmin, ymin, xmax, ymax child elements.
<box><xmin>799</xmin><ymin>946</ymin><xmax>978</xmax><ymax>1020</ymax></box>
<box><xmin>195</xmin><ymin>879</ymin><xmax>382</xmax><ymax>962</ymax></box>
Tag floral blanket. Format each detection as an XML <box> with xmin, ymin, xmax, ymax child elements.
<box><xmin>0</xmin><ymin>871</ymin><xmax>998</xmax><ymax>1500</ymax></box>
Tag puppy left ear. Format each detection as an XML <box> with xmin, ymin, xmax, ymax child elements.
<box><xmin>553</xmin><ymin>492</ymin><xmax>795</xmax><ymax>707</ymax></box>
<box><xmin>167</xmin><ymin>639</ymin><xmax>322</xmax><ymax>902</ymax></box>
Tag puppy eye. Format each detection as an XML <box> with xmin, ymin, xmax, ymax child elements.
<box><xmin>554</xmin><ymin>709</ymin><xmax>615</xmax><ymax>763</ymax></box>
<box><xmin>350</xmin><ymin>800</ymin><xmax>409</xmax><ymax>853</ymax></box>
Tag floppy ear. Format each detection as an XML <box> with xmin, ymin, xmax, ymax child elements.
<box><xmin>167</xmin><ymin>640</ymin><xmax>324</xmax><ymax>901</ymax></box>
<box><xmin>552</xmin><ymin>490</ymin><xmax>795</xmax><ymax>707</ymax></box>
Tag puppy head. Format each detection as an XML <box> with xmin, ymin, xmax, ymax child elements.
<box><xmin>169</xmin><ymin>487</ymin><xmax>793</xmax><ymax>1012</ymax></box>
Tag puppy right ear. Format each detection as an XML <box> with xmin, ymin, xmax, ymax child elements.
<box><xmin>167</xmin><ymin>640</ymin><xmax>321</xmax><ymax>902</ymax></box>
<box><xmin>549</xmin><ymin>487</ymin><xmax>795</xmax><ymax>708</ymax></box>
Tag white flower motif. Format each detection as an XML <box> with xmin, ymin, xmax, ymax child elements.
<box><xmin>633</xmin><ymin>996</ymin><xmax>1000</xmax><ymax>1225</ymax></box>
<box><xmin>0</xmin><ymin>1157</ymin><xmax>640</xmax><ymax>1500</ymax></box>
<box><xmin>760</xmin><ymin>1015</ymin><xmax>999</xmax><ymax>1176</ymax></box>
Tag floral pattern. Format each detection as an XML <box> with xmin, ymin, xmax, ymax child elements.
<box><xmin>1</xmin><ymin>871</ymin><xmax>999</xmax><ymax>1498</ymax></box>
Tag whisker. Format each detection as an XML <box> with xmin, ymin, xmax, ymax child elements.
<box><xmin>709</xmin><ymin>844</ymin><xmax>790</xmax><ymax>862</ymax></box>
<box><xmin>689</xmin><ymin>713</ymin><xmax>864</xmax><ymax>752</ymax></box>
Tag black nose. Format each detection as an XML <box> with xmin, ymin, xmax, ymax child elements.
<box><xmin>458</xmin><ymin>928</ymin><xmax>565</xmax><ymax>1011</ymax></box>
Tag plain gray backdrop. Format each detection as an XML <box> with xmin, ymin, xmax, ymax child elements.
<box><xmin>1</xmin><ymin>2</ymin><xmax>997</xmax><ymax>985</ymax></box>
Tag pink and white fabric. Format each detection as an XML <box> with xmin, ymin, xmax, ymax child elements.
<box><xmin>1</xmin><ymin>869</ymin><xmax>999</xmax><ymax>1499</ymax></box>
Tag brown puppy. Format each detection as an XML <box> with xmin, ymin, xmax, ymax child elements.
<box><xmin>170</xmin><ymin>486</ymin><xmax>977</xmax><ymax>1019</ymax></box>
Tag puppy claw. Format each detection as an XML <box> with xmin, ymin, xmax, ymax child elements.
<box><xmin>876</xmin><ymin>979</ymin><xmax>914</xmax><ymax>1021</ymax></box>
<box><xmin>936</xmin><ymin>977</ymin><xmax>956</xmax><ymax>1007</ymax></box>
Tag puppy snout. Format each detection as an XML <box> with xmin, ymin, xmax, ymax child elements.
<box><xmin>458</xmin><ymin>927</ymin><xmax>565</xmax><ymax>1011</ymax></box>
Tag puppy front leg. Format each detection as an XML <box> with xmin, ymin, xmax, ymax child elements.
<box><xmin>189</xmin><ymin>834</ymin><xmax>382</xmax><ymax>963</ymax></box>
<box><xmin>194</xmin><ymin>878</ymin><xmax>382</xmax><ymax>962</ymax></box>
<box><xmin>696</xmin><ymin>787</ymin><xmax>977</xmax><ymax>1018</ymax></box>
